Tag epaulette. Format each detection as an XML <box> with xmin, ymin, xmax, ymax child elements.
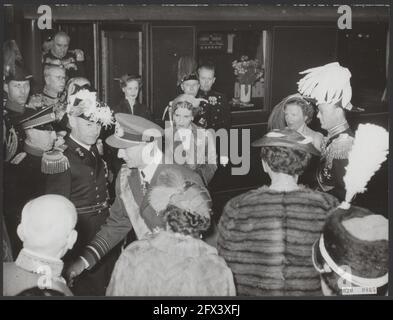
<box><xmin>325</xmin><ymin>133</ymin><xmax>354</xmax><ymax>169</ymax></box>
<box><xmin>41</xmin><ymin>146</ymin><xmax>69</xmax><ymax>174</ymax></box>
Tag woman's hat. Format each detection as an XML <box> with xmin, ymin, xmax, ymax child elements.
<box><xmin>149</xmin><ymin>168</ymin><xmax>212</xmax><ymax>219</ymax></box>
<box><xmin>181</xmin><ymin>73</ymin><xmax>199</xmax><ymax>83</ymax></box>
<box><xmin>251</xmin><ymin>128</ymin><xmax>320</xmax><ymax>156</ymax></box>
<box><xmin>66</xmin><ymin>88</ymin><xmax>114</xmax><ymax>128</ymax></box>
<box><xmin>312</xmin><ymin>206</ymin><xmax>388</xmax><ymax>289</ymax></box>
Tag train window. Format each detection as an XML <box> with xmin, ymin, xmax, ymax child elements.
<box><xmin>337</xmin><ymin>24</ymin><xmax>388</xmax><ymax>112</ymax></box>
<box><xmin>196</xmin><ymin>30</ymin><xmax>267</xmax><ymax>112</ymax></box>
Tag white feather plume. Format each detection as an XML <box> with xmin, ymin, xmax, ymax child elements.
<box><xmin>343</xmin><ymin>124</ymin><xmax>389</xmax><ymax>204</ymax></box>
<box><xmin>297</xmin><ymin>62</ymin><xmax>352</xmax><ymax>107</ymax></box>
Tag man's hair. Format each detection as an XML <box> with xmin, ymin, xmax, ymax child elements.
<box><xmin>284</xmin><ymin>96</ymin><xmax>315</xmax><ymax>124</ymax></box>
<box><xmin>198</xmin><ymin>62</ymin><xmax>215</xmax><ymax>75</ymax></box>
<box><xmin>172</xmin><ymin>100</ymin><xmax>200</xmax><ymax>117</ymax></box>
<box><xmin>54</xmin><ymin>31</ymin><xmax>70</xmax><ymax>43</ymax></box>
<box><xmin>163</xmin><ymin>204</ymin><xmax>210</xmax><ymax>238</ymax></box>
<box><xmin>260</xmin><ymin>146</ymin><xmax>312</xmax><ymax>176</ymax></box>
<box><xmin>43</xmin><ymin>64</ymin><xmax>65</xmax><ymax>78</ymax></box>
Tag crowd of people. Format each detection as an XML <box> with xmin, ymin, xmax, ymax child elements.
<box><xmin>2</xmin><ymin>30</ymin><xmax>389</xmax><ymax>297</ymax></box>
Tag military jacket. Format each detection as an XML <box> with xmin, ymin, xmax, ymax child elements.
<box><xmin>42</xmin><ymin>50</ymin><xmax>85</xmax><ymax>79</ymax></box>
<box><xmin>316</xmin><ymin>127</ymin><xmax>354</xmax><ymax>202</ymax></box>
<box><xmin>194</xmin><ymin>89</ymin><xmax>231</xmax><ymax>131</ymax></box>
<box><xmin>45</xmin><ymin>136</ymin><xmax>110</xmax><ymax>255</ymax></box>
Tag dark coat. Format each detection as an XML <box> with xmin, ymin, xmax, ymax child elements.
<box><xmin>45</xmin><ymin>136</ymin><xmax>110</xmax><ymax>253</ymax></box>
<box><xmin>113</xmin><ymin>98</ymin><xmax>152</xmax><ymax>120</ymax></box>
<box><xmin>194</xmin><ymin>89</ymin><xmax>231</xmax><ymax>130</ymax></box>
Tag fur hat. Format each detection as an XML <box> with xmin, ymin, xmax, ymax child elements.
<box><xmin>312</xmin><ymin>206</ymin><xmax>388</xmax><ymax>289</ymax></box>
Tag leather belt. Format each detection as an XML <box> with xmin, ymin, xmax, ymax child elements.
<box><xmin>76</xmin><ymin>201</ymin><xmax>108</xmax><ymax>215</ymax></box>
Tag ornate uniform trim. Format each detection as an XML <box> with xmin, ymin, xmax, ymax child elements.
<box><xmin>324</xmin><ymin>133</ymin><xmax>354</xmax><ymax>170</ymax></box>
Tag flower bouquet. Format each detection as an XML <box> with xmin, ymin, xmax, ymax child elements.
<box><xmin>232</xmin><ymin>55</ymin><xmax>263</xmax><ymax>85</ymax></box>
<box><xmin>232</xmin><ymin>56</ymin><xmax>264</xmax><ymax>103</ymax></box>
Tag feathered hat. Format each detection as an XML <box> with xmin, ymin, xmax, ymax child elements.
<box><xmin>149</xmin><ymin>168</ymin><xmax>212</xmax><ymax>219</ymax></box>
<box><xmin>66</xmin><ymin>88</ymin><xmax>114</xmax><ymax>128</ymax></box>
<box><xmin>297</xmin><ymin>62</ymin><xmax>357</xmax><ymax>111</ymax></box>
<box><xmin>312</xmin><ymin>124</ymin><xmax>389</xmax><ymax>291</ymax></box>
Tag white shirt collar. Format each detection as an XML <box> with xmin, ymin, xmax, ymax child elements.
<box><xmin>140</xmin><ymin>149</ymin><xmax>162</xmax><ymax>183</ymax></box>
<box><xmin>70</xmin><ymin>134</ymin><xmax>91</xmax><ymax>151</ymax></box>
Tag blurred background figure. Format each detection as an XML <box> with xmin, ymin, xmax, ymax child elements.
<box><xmin>3</xmin><ymin>195</ymin><xmax>78</xmax><ymax>296</ymax></box>
<box><xmin>176</xmin><ymin>55</ymin><xmax>197</xmax><ymax>95</ymax></box>
<box><xmin>106</xmin><ymin>168</ymin><xmax>235</xmax><ymax>296</ymax></box>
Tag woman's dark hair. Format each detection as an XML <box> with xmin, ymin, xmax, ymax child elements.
<box><xmin>172</xmin><ymin>100</ymin><xmax>200</xmax><ymax>118</ymax></box>
<box><xmin>284</xmin><ymin>96</ymin><xmax>315</xmax><ymax>124</ymax></box>
<box><xmin>260</xmin><ymin>146</ymin><xmax>312</xmax><ymax>176</ymax></box>
<box><xmin>16</xmin><ymin>287</ymin><xmax>65</xmax><ymax>297</ymax></box>
<box><xmin>163</xmin><ymin>205</ymin><xmax>210</xmax><ymax>238</ymax></box>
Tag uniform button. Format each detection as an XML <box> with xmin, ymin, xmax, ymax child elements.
<box><xmin>96</xmin><ymin>187</ymin><xmax>99</xmax><ymax>190</ymax></box>
<box><xmin>96</xmin><ymin>195</ymin><xmax>99</xmax><ymax>198</ymax></box>
<box><xmin>90</xmin><ymin>172</ymin><xmax>94</xmax><ymax>176</ymax></box>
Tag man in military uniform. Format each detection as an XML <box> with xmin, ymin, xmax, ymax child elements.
<box><xmin>65</xmin><ymin>114</ymin><xmax>207</xmax><ymax>287</ymax></box>
<box><xmin>194</xmin><ymin>63</ymin><xmax>231</xmax><ymax>131</ymax></box>
<box><xmin>3</xmin><ymin>62</ymin><xmax>32</xmax><ymax>163</ymax></box>
<box><xmin>42</xmin><ymin>31</ymin><xmax>85</xmax><ymax>79</ymax></box>
<box><xmin>28</xmin><ymin>64</ymin><xmax>67</xmax><ymax>131</ymax></box>
<box><xmin>3</xmin><ymin>63</ymin><xmax>32</xmax><ymax>258</ymax></box>
<box><xmin>298</xmin><ymin>62</ymin><xmax>355</xmax><ymax>202</ymax></box>
<box><xmin>44</xmin><ymin>88</ymin><xmax>116</xmax><ymax>296</ymax></box>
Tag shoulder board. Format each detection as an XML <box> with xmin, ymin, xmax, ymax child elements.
<box><xmin>328</xmin><ymin>133</ymin><xmax>354</xmax><ymax>160</ymax></box>
<box><xmin>41</xmin><ymin>149</ymin><xmax>70</xmax><ymax>174</ymax></box>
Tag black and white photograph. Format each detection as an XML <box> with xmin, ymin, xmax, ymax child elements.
<box><xmin>1</xmin><ymin>2</ymin><xmax>390</xmax><ymax>301</ymax></box>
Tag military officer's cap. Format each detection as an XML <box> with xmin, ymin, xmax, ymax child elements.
<box><xmin>18</xmin><ymin>106</ymin><xmax>56</xmax><ymax>130</ymax></box>
<box><xmin>252</xmin><ymin>128</ymin><xmax>320</xmax><ymax>156</ymax></box>
<box><xmin>106</xmin><ymin>113</ymin><xmax>164</xmax><ymax>149</ymax></box>
<box><xmin>5</xmin><ymin>62</ymin><xmax>32</xmax><ymax>83</ymax></box>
